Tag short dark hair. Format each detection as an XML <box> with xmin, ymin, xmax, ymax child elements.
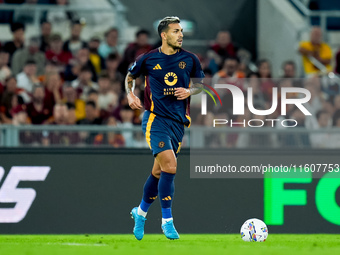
<box><xmin>88</xmin><ymin>89</ymin><xmax>98</xmax><ymax>96</ymax></box>
<box><xmin>105</xmin><ymin>27</ymin><xmax>118</xmax><ymax>37</ymax></box>
<box><xmin>106</xmin><ymin>53</ymin><xmax>119</xmax><ymax>61</ymax></box>
<box><xmin>32</xmin><ymin>84</ymin><xmax>44</xmax><ymax>94</ymax></box>
<box><xmin>41</xmin><ymin>20</ymin><xmax>51</xmax><ymax>26</ymax></box>
<box><xmin>136</xmin><ymin>29</ymin><xmax>150</xmax><ymax>38</ymax></box>
<box><xmin>86</xmin><ymin>100</ymin><xmax>96</xmax><ymax>108</ymax></box>
<box><xmin>50</xmin><ymin>33</ymin><xmax>62</xmax><ymax>42</ymax></box>
<box><xmin>80</xmin><ymin>65</ymin><xmax>92</xmax><ymax>73</ymax></box>
<box><xmin>66</xmin><ymin>102</ymin><xmax>76</xmax><ymax>110</ymax></box>
<box><xmin>257</xmin><ymin>59</ymin><xmax>271</xmax><ymax>68</ymax></box>
<box><xmin>157</xmin><ymin>16</ymin><xmax>180</xmax><ymax>38</ymax></box>
<box><xmin>71</xmin><ymin>20</ymin><xmax>82</xmax><ymax>27</ymax></box>
<box><xmin>10</xmin><ymin>22</ymin><xmax>25</xmax><ymax>33</ymax></box>
<box><xmin>316</xmin><ymin>110</ymin><xmax>328</xmax><ymax>120</ymax></box>
<box><xmin>5</xmin><ymin>75</ymin><xmax>16</xmax><ymax>84</ymax></box>
<box><xmin>99</xmin><ymin>71</ymin><xmax>110</xmax><ymax>80</ymax></box>
<box><xmin>225</xmin><ymin>56</ymin><xmax>240</xmax><ymax>63</ymax></box>
<box><xmin>282</xmin><ymin>60</ymin><xmax>296</xmax><ymax>69</ymax></box>
<box><xmin>25</xmin><ymin>60</ymin><xmax>37</xmax><ymax>66</ymax></box>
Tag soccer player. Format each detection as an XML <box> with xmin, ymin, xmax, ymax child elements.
<box><xmin>125</xmin><ymin>16</ymin><xmax>204</xmax><ymax>240</ymax></box>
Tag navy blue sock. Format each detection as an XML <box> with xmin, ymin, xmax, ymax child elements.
<box><xmin>140</xmin><ymin>174</ymin><xmax>159</xmax><ymax>212</ymax></box>
<box><xmin>158</xmin><ymin>171</ymin><xmax>175</xmax><ymax>219</ymax></box>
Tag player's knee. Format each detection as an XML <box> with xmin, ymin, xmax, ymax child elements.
<box><xmin>162</xmin><ymin>163</ymin><xmax>177</xmax><ymax>174</ymax></box>
<box><xmin>152</xmin><ymin>169</ymin><xmax>161</xmax><ymax>179</ymax></box>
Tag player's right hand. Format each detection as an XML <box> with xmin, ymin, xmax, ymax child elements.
<box><xmin>127</xmin><ymin>93</ymin><xmax>143</xmax><ymax>110</ymax></box>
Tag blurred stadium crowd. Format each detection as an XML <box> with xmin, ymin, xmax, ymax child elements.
<box><xmin>0</xmin><ymin>1</ymin><xmax>340</xmax><ymax>148</ymax></box>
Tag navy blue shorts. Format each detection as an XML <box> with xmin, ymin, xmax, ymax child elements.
<box><xmin>142</xmin><ymin>110</ymin><xmax>184</xmax><ymax>157</ymax></box>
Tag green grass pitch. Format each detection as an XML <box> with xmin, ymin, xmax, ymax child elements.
<box><xmin>0</xmin><ymin>234</ymin><xmax>340</xmax><ymax>255</ymax></box>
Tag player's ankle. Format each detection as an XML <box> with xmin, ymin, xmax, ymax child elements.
<box><xmin>162</xmin><ymin>217</ymin><xmax>173</xmax><ymax>225</ymax></box>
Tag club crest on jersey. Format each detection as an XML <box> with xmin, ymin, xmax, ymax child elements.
<box><xmin>179</xmin><ymin>61</ymin><xmax>186</xmax><ymax>69</ymax></box>
<box><xmin>164</xmin><ymin>72</ymin><xmax>178</xmax><ymax>86</ymax></box>
<box><xmin>159</xmin><ymin>141</ymin><xmax>165</xmax><ymax>148</ymax></box>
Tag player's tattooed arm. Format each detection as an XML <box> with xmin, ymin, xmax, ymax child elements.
<box><xmin>125</xmin><ymin>72</ymin><xmax>142</xmax><ymax>110</ymax></box>
<box><xmin>174</xmin><ymin>82</ymin><xmax>203</xmax><ymax>100</ymax></box>
<box><xmin>125</xmin><ymin>72</ymin><xmax>136</xmax><ymax>94</ymax></box>
<box><xmin>189</xmin><ymin>82</ymin><xmax>203</xmax><ymax>95</ymax></box>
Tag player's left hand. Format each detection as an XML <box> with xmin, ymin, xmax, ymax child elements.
<box><xmin>174</xmin><ymin>87</ymin><xmax>190</xmax><ymax>100</ymax></box>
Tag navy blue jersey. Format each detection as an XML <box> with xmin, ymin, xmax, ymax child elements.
<box><xmin>129</xmin><ymin>47</ymin><xmax>204</xmax><ymax>126</ymax></box>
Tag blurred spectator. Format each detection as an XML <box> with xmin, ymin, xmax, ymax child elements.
<box><xmin>43</xmin><ymin>72</ymin><xmax>63</xmax><ymax>112</ymax></box>
<box><xmin>63</xmin><ymin>84</ymin><xmax>85</xmax><ymax>121</ymax></box>
<box><xmin>16</xmin><ymin>60</ymin><xmax>40</xmax><ymax>102</ymax></box>
<box><xmin>280</xmin><ymin>60</ymin><xmax>302</xmax><ymax>88</ymax></box>
<box><xmin>1</xmin><ymin>75</ymin><xmax>19</xmax><ymax>97</ymax></box>
<box><xmin>0</xmin><ymin>75</ymin><xmax>22</xmax><ymax>105</ymax></box>
<box><xmin>207</xmin><ymin>31</ymin><xmax>239</xmax><ymax>72</ymax></box>
<box><xmin>244</xmin><ymin>72</ymin><xmax>267</xmax><ymax>109</ymax></box>
<box><xmin>45</xmin><ymin>103</ymin><xmax>81</xmax><ymax>146</ymax></box>
<box><xmin>66</xmin><ymin>102</ymin><xmax>77</xmax><ymax>124</ymax></box>
<box><xmin>88</xmin><ymin>37</ymin><xmax>106</xmax><ymax>76</ymax></box>
<box><xmin>25</xmin><ymin>85</ymin><xmax>52</xmax><ymax>124</ymax></box>
<box><xmin>65</xmin><ymin>47</ymin><xmax>97</xmax><ymax>81</ymax></box>
<box><xmin>87</xmin><ymin>89</ymin><xmax>99</xmax><ymax>108</ymax></box>
<box><xmin>308</xmin><ymin>110</ymin><xmax>331</xmax><ymax>148</ymax></box>
<box><xmin>13</xmin><ymin>0</ymin><xmax>38</xmax><ymax>24</ymax></box>
<box><xmin>77</xmin><ymin>101</ymin><xmax>102</xmax><ymax>144</ymax></box>
<box><xmin>97</xmin><ymin>72</ymin><xmax>118</xmax><ymax>111</ymax></box>
<box><xmin>71</xmin><ymin>65</ymin><xmax>98</xmax><ymax>101</ymax></box>
<box><xmin>303</xmin><ymin>77</ymin><xmax>323</xmax><ymax>116</ymax></box>
<box><xmin>111</xmin><ymin>80</ymin><xmax>122</xmax><ymax>96</ymax></box>
<box><xmin>45</xmin><ymin>33</ymin><xmax>72</xmax><ymax>72</ymax></box>
<box><xmin>63</xmin><ymin>21</ymin><xmax>87</xmax><ymax>57</ymax></box>
<box><xmin>98</xmin><ymin>27</ymin><xmax>120</xmax><ymax>59</ymax></box>
<box><xmin>77</xmin><ymin>100</ymin><xmax>102</xmax><ymax>125</ymax></box>
<box><xmin>12</xmin><ymin>105</ymin><xmax>29</xmax><ymax>126</ymax></box>
<box><xmin>0</xmin><ymin>92</ymin><xmax>19</xmax><ymax>124</ymax></box>
<box><xmin>0</xmin><ymin>50</ymin><xmax>11</xmax><ymax>83</ymax></box>
<box><xmin>257</xmin><ymin>59</ymin><xmax>275</xmax><ymax>98</ymax></box>
<box><xmin>299</xmin><ymin>26</ymin><xmax>332</xmax><ymax>75</ymax></box>
<box><xmin>212</xmin><ymin>56</ymin><xmax>245</xmax><ymax>86</ymax></box>
<box><xmin>105</xmin><ymin>53</ymin><xmax>123</xmax><ymax>83</ymax></box>
<box><xmin>38</xmin><ymin>62</ymin><xmax>59</xmax><ymax>83</ymax></box>
<box><xmin>51</xmin><ymin>103</ymin><xmax>68</xmax><ymax>125</ymax></box>
<box><xmin>329</xmin><ymin>110</ymin><xmax>340</xmax><ymax>148</ymax></box>
<box><xmin>40</xmin><ymin>21</ymin><xmax>52</xmax><ymax>52</ymax></box>
<box><xmin>3</xmin><ymin>22</ymin><xmax>25</xmax><ymax>65</ymax></box>
<box><xmin>12</xmin><ymin>36</ymin><xmax>46</xmax><ymax>75</ymax></box>
<box><xmin>100</xmin><ymin>116</ymin><xmax>125</xmax><ymax>147</ymax></box>
<box><xmin>281</xmin><ymin>60</ymin><xmax>296</xmax><ymax>78</ymax></box>
<box><xmin>118</xmin><ymin>29</ymin><xmax>152</xmax><ymax>75</ymax></box>
<box><xmin>118</xmin><ymin>105</ymin><xmax>135</xmax><ymax>147</ymax></box>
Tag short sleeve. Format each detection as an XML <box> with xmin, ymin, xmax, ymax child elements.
<box><xmin>191</xmin><ymin>54</ymin><xmax>205</xmax><ymax>80</ymax></box>
<box><xmin>321</xmin><ymin>43</ymin><xmax>332</xmax><ymax>60</ymax></box>
<box><xmin>128</xmin><ymin>53</ymin><xmax>146</xmax><ymax>78</ymax></box>
<box><xmin>299</xmin><ymin>41</ymin><xmax>310</xmax><ymax>50</ymax></box>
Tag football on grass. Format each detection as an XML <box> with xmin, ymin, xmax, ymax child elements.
<box><xmin>240</xmin><ymin>218</ymin><xmax>268</xmax><ymax>242</ymax></box>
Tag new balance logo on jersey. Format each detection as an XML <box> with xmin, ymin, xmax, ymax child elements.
<box><xmin>0</xmin><ymin>166</ymin><xmax>51</xmax><ymax>223</ymax></box>
<box><xmin>162</xmin><ymin>196</ymin><xmax>172</xmax><ymax>201</ymax></box>
<box><xmin>153</xmin><ymin>64</ymin><xmax>162</xmax><ymax>70</ymax></box>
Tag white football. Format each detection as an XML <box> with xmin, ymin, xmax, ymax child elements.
<box><xmin>240</xmin><ymin>218</ymin><xmax>268</xmax><ymax>242</ymax></box>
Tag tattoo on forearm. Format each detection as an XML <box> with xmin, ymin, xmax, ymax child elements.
<box><xmin>125</xmin><ymin>73</ymin><xmax>136</xmax><ymax>94</ymax></box>
<box><xmin>189</xmin><ymin>83</ymin><xmax>203</xmax><ymax>95</ymax></box>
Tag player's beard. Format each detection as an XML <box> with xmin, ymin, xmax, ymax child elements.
<box><xmin>167</xmin><ymin>38</ymin><xmax>182</xmax><ymax>50</ymax></box>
